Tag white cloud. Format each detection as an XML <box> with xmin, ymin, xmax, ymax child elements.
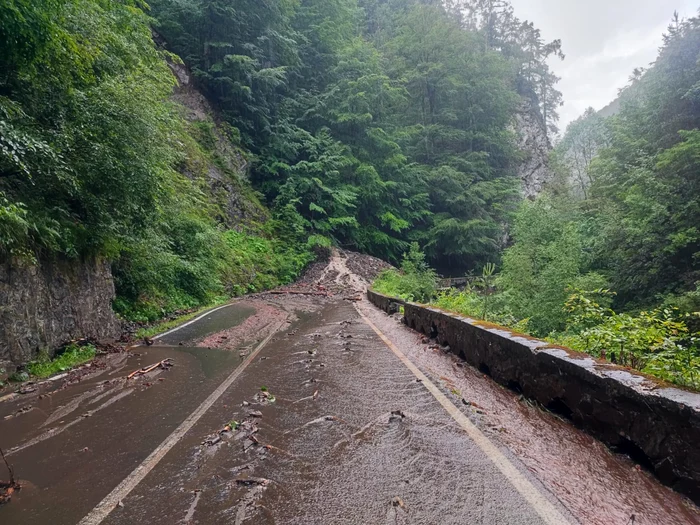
<box><xmin>509</xmin><ymin>0</ymin><xmax>698</xmax><ymax>128</ymax></box>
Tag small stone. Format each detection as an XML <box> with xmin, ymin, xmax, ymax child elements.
<box><xmin>391</xmin><ymin>497</ymin><xmax>405</xmax><ymax>508</ymax></box>
<box><xmin>389</xmin><ymin>410</ymin><xmax>406</xmax><ymax>423</ymax></box>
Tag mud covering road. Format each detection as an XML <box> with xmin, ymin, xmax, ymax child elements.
<box><xmin>1</xmin><ymin>250</ymin><xmax>700</xmax><ymax>524</ymax></box>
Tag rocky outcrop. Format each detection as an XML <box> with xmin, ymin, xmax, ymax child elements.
<box><xmin>368</xmin><ymin>289</ymin><xmax>700</xmax><ymax>504</ymax></box>
<box><xmin>514</xmin><ymin>97</ymin><xmax>554</xmax><ymax>198</ymax></box>
<box><xmin>0</xmin><ymin>258</ymin><xmax>120</xmax><ymax>375</ymax></box>
<box><xmin>168</xmin><ymin>60</ymin><xmax>268</xmax><ymax>228</ymax></box>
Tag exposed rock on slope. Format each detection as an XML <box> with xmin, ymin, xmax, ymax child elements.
<box><xmin>514</xmin><ymin>97</ymin><xmax>554</xmax><ymax>198</ymax></box>
<box><xmin>168</xmin><ymin>60</ymin><xmax>268</xmax><ymax>229</ymax></box>
<box><xmin>1</xmin><ymin>58</ymin><xmax>273</xmax><ymax>372</ymax></box>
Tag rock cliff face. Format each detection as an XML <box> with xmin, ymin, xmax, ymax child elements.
<box><xmin>513</xmin><ymin>97</ymin><xmax>554</xmax><ymax>198</ymax></box>
<box><xmin>0</xmin><ymin>258</ymin><xmax>121</xmax><ymax>375</ymax></box>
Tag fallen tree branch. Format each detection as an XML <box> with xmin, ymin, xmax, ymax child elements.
<box><xmin>127</xmin><ymin>358</ymin><xmax>174</xmax><ymax>380</ymax></box>
<box><xmin>268</xmin><ymin>291</ymin><xmax>329</xmax><ymax>297</ymax></box>
<box><xmin>0</xmin><ymin>448</ymin><xmax>20</xmax><ymax>505</ymax></box>
<box><xmin>0</xmin><ymin>448</ymin><xmax>14</xmax><ymax>485</ymax></box>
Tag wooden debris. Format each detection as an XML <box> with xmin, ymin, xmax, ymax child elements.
<box><xmin>127</xmin><ymin>358</ymin><xmax>174</xmax><ymax>380</ymax></box>
<box><xmin>0</xmin><ymin>448</ymin><xmax>20</xmax><ymax>506</ymax></box>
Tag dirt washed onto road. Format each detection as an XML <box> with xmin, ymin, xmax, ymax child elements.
<box><xmin>357</xmin><ymin>302</ymin><xmax>700</xmax><ymax>525</ymax></box>
<box><xmin>1</xmin><ymin>250</ymin><xmax>699</xmax><ymax>524</ymax></box>
<box><xmin>100</xmin><ymin>299</ymin><xmax>573</xmax><ymax>525</ymax></box>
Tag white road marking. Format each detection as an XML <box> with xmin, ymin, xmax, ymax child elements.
<box><xmin>77</xmin><ymin>323</ymin><xmax>284</xmax><ymax>525</ymax></box>
<box><xmin>152</xmin><ymin>302</ymin><xmax>239</xmax><ymax>340</ymax></box>
<box><xmin>355</xmin><ymin>305</ymin><xmax>572</xmax><ymax>525</ymax></box>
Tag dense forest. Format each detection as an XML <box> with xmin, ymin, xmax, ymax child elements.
<box><xmin>376</xmin><ymin>11</ymin><xmax>700</xmax><ymax>388</ymax></box>
<box><xmin>2</xmin><ymin>0</ymin><xmax>699</xmax><ymax>385</ymax></box>
<box><xmin>1</xmin><ymin>0</ymin><xmax>561</xmax><ymax>319</ymax></box>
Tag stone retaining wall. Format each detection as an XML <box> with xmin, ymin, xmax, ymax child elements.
<box><xmin>367</xmin><ymin>289</ymin><xmax>700</xmax><ymax>503</ymax></box>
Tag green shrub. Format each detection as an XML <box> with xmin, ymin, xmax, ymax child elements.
<box><xmin>113</xmin><ymin>226</ymin><xmax>313</xmax><ymax>322</ymax></box>
<box><xmin>554</xmin><ymin>289</ymin><xmax>700</xmax><ymax>389</ymax></box>
<box><xmin>373</xmin><ymin>243</ymin><xmax>436</xmax><ymax>303</ymax></box>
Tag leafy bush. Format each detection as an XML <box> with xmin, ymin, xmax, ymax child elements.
<box><xmin>113</xmin><ymin>225</ymin><xmax>312</xmax><ymax>323</ymax></box>
<box><xmin>433</xmin><ymin>288</ymin><xmax>528</xmax><ymax>332</ymax></box>
<box><xmin>554</xmin><ymin>289</ymin><xmax>700</xmax><ymax>389</ymax></box>
<box><xmin>373</xmin><ymin>243</ymin><xmax>436</xmax><ymax>303</ymax></box>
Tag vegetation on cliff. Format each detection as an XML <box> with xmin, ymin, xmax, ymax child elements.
<box><xmin>0</xmin><ymin>0</ymin><xmax>311</xmax><ymax>321</ymax></box>
<box><xmin>1</xmin><ymin>0</ymin><xmax>564</xmax><ymax>322</ymax></box>
<box><xmin>4</xmin><ymin>0</ymin><xmax>697</xmax><ymax>388</ymax></box>
<box><xmin>374</xmin><ymin>12</ymin><xmax>700</xmax><ymax>389</ymax></box>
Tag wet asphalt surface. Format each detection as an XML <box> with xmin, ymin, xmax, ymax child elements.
<box><xmin>2</xmin><ymin>255</ymin><xmax>700</xmax><ymax>524</ymax></box>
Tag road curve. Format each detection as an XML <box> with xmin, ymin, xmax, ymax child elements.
<box><xmin>1</xmin><ymin>252</ymin><xmax>699</xmax><ymax>525</ymax></box>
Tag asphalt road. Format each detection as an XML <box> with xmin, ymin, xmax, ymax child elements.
<box><xmin>1</xmin><ymin>253</ymin><xmax>699</xmax><ymax>525</ymax></box>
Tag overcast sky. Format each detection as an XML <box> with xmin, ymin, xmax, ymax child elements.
<box><xmin>508</xmin><ymin>0</ymin><xmax>699</xmax><ymax>132</ymax></box>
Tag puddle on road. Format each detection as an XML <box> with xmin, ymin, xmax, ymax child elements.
<box><xmin>155</xmin><ymin>303</ymin><xmax>256</xmax><ymax>346</ymax></box>
<box><xmin>0</xmin><ymin>303</ymin><xmax>260</xmax><ymax>525</ymax></box>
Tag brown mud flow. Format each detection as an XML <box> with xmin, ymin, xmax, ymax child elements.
<box><xmin>1</xmin><ymin>252</ymin><xmax>699</xmax><ymax>524</ymax></box>
<box><xmin>100</xmin><ymin>299</ymin><xmax>573</xmax><ymax>525</ymax></box>
<box><xmin>0</xmin><ymin>303</ymin><xmax>259</xmax><ymax>525</ymax></box>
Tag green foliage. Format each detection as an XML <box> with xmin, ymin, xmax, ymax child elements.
<box><xmin>553</xmin><ymin>107</ymin><xmax>609</xmax><ymax>199</ymax></box>
<box><xmin>373</xmin><ymin>243</ymin><xmax>437</xmax><ymax>302</ymax></box>
<box><xmin>27</xmin><ymin>343</ymin><xmax>96</xmax><ymax>379</ymax></box>
<box><xmin>498</xmin><ymin>196</ymin><xmax>607</xmax><ymax>335</ymax></box>
<box><xmin>114</xmin><ymin>225</ymin><xmax>311</xmax><ymax>323</ymax></box>
<box><xmin>555</xmin><ymin>290</ymin><xmax>700</xmax><ymax>389</ymax></box>
<box><xmin>433</xmin><ymin>287</ymin><xmax>525</xmax><ymax>331</ymax></box>
<box><xmin>474</xmin><ymin>263</ymin><xmax>496</xmax><ymax>320</ymax></box>
<box><xmin>1</xmin><ymin>0</ymin><xmax>316</xmax><ymax>323</ymax></box>
<box><xmin>1</xmin><ymin>0</ymin><xmax>181</xmax><ymax>258</ymax></box>
<box><xmin>151</xmin><ymin>0</ymin><xmax>544</xmax><ymax>271</ymax></box>
<box><xmin>552</xmin><ymin>14</ymin><xmax>700</xmax><ymax>308</ymax></box>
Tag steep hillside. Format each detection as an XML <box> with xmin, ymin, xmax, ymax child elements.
<box><xmin>150</xmin><ymin>0</ymin><xmax>564</xmax><ymax>273</ymax></box>
<box><xmin>514</xmin><ymin>97</ymin><xmax>555</xmax><ymax>198</ymax></box>
<box><xmin>1</xmin><ymin>0</ymin><xmax>566</xmax><ymax>371</ymax></box>
<box><xmin>0</xmin><ymin>0</ymin><xmax>311</xmax><ymax>373</ymax></box>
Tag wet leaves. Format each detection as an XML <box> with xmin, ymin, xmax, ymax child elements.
<box><xmin>254</xmin><ymin>389</ymin><xmax>276</xmax><ymax>404</ymax></box>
